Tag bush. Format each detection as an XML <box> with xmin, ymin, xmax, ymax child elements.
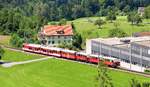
<box><xmin>144</xmin><ymin>69</ymin><xmax>150</xmax><ymax>73</ymax></box>
<box><xmin>109</xmin><ymin>28</ymin><xmax>127</xmax><ymax>37</ymax></box>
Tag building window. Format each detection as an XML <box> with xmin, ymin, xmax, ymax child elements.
<box><xmin>48</xmin><ymin>41</ymin><xmax>51</xmax><ymax>44</ymax></box>
<box><xmin>52</xmin><ymin>41</ymin><xmax>55</xmax><ymax>44</ymax></box>
<box><xmin>68</xmin><ymin>40</ymin><xmax>70</xmax><ymax>43</ymax></box>
<box><xmin>58</xmin><ymin>40</ymin><xmax>60</xmax><ymax>44</ymax></box>
<box><xmin>64</xmin><ymin>40</ymin><xmax>66</xmax><ymax>43</ymax></box>
<box><xmin>52</xmin><ymin>37</ymin><xmax>54</xmax><ymax>39</ymax></box>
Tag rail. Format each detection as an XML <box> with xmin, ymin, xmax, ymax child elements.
<box><xmin>1</xmin><ymin>45</ymin><xmax>150</xmax><ymax>77</ymax></box>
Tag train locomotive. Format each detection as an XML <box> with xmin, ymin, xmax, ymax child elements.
<box><xmin>22</xmin><ymin>43</ymin><xmax>120</xmax><ymax>68</ymax></box>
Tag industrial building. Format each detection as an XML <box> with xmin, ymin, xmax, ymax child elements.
<box><xmin>86</xmin><ymin>36</ymin><xmax>150</xmax><ymax>67</ymax></box>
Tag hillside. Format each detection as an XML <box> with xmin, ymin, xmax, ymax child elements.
<box><xmin>70</xmin><ymin>16</ymin><xmax>150</xmax><ymax>47</ymax></box>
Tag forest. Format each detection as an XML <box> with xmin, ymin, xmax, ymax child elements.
<box><xmin>1</xmin><ymin>0</ymin><xmax>150</xmax><ymax>21</ymax></box>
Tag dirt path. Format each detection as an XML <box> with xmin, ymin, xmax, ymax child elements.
<box><xmin>1</xmin><ymin>57</ymin><xmax>51</xmax><ymax>68</ymax></box>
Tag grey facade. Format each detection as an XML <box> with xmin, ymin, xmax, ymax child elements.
<box><xmin>87</xmin><ymin>37</ymin><xmax>150</xmax><ymax>67</ymax></box>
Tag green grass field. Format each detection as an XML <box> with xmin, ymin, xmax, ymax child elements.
<box><xmin>0</xmin><ymin>49</ymin><xmax>149</xmax><ymax>87</ymax></box>
<box><xmin>69</xmin><ymin>16</ymin><xmax>150</xmax><ymax>47</ymax></box>
<box><xmin>2</xmin><ymin>48</ymin><xmax>44</xmax><ymax>62</ymax></box>
<box><xmin>0</xmin><ymin>35</ymin><xmax>10</xmax><ymax>46</ymax></box>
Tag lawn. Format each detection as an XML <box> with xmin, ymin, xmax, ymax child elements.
<box><xmin>0</xmin><ymin>35</ymin><xmax>10</xmax><ymax>46</ymax></box>
<box><xmin>1</xmin><ymin>48</ymin><xmax>45</xmax><ymax>62</ymax></box>
<box><xmin>69</xmin><ymin>16</ymin><xmax>150</xmax><ymax>47</ymax></box>
<box><xmin>0</xmin><ymin>49</ymin><xmax>149</xmax><ymax>87</ymax></box>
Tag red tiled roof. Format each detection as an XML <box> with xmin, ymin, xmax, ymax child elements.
<box><xmin>41</xmin><ymin>25</ymin><xmax>73</xmax><ymax>36</ymax></box>
<box><xmin>133</xmin><ymin>32</ymin><xmax>150</xmax><ymax>37</ymax></box>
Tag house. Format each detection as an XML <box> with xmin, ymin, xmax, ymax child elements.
<box><xmin>138</xmin><ymin>7</ymin><xmax>145</xmax><ymax>16</ymax></box>
<box><xmin>38</xmin><ymin>24</ymin><xmax>73</xmax><ymax>46</ymax></box>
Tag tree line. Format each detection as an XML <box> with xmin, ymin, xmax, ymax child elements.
<box><xmin>1</xmin><ymin>0</ymin><xmax>150</xmax><ymax>21</ymax></box>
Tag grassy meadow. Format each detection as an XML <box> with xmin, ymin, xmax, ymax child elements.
<box><xmin>2</xmin><ymin>48</ymin><xmax>45</xmax><ymax>62</ymax></box>
<box><xmin>69</xmin><ymin>16</ymin><xmax>150</xmax><ymax>47</ymax></box>
<box><xmin>0</xmin><ymin>16</ymin><xmax>150</xmax><ymax>87</ymax></box>
<box><xmin>0</xmin><ymin>49</ymin><xmax>149</xmax><ymax>87</ymax></box>
<box><xmin>0</xmin><ymin>35</ymin><xmax>10</xmax><ymax>46</ymax></box>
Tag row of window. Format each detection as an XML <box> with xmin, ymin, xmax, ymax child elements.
<box><xmin>48</xmin><ymin>36</ymin><xmax>72</xmax><ymax>39</ymax></box>
<box><xmin>48</xmin><ymin>40</ymin><xmax>71</xmax><ymax>44</ymax></box>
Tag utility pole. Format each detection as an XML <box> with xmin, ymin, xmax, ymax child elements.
<box><xmin>100</xmin><ymin>43</ymin><xmax>101</xmax><ymax>55</ymax></box>
<box><xmin>99</xmin><ymin>42</ymin><xmax>101</xmax><ymax>59</ymax></box>
<box><xmin>129</xmin><ymin>45</ymin><xmax>132</xmax><ymax>70</ymax></box>
<box><xmin>140</xmin><ymin>47</ymin><xmax>143</xmax><ymax>72</ymax></box>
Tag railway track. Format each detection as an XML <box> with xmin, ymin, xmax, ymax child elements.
<box><xmin>2</xmin><ymin>45</ymin><xmax>150</xmax><ymax>78</ymax></box>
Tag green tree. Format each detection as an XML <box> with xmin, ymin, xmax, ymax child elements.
<box><xmin>144</xmin><ymin>6</ymin><xmax>150</xmax><ymax>19</ymax></box>
<box><xmin>109</xmin><ymin>28</ymin><xmax>127</xmax><ymax>37</ymax></box>
<box><xmin>106</xmin><ymin>11</ymin><xmax>117</xmax><ymax>22</ymax></box>
<box><xmin>72</xmin><ymin>33</ymin><xmax>82</xmax><ymax>50</ymax></box>
<box><xmin>142</xmin><ymin>82</ymin><xmax>150</xmax><ymax>87</ymax></box>
<box><xmin>72</xmin><ymin>5</ymin><xmax>85</xmax><ymax>19</ymax></box>
<box><xmin>94</xmin><ymin>18</ymin><xmax>105</xmax><ymax>29</ymax></box>
<box><xmin>59</xmin><ymin>18</ymin><xmax>67</xmax><ymax>25</ymax></box>
<box><xmin>95</xmin><ymin>60</ymin><xmax>114</xmax><ymax>87</ymax></box>
<box><xmin>127</xmin><ymin>12</ymin><xmax>143</xmax><ymax>25</ymax></box>
<box><xmin>0</xmin><ymin>46</ymin><xmax>5</xmax><ymax>59</ymax></box>
<box><xmin>130</xmin><ymin>79</ymin><xmax>141</xmax><ymax>87</ymax></box>
<box><xmin>10</xmin><ymin>33</ymin><xmax>24</xmax><ymax>47</ymax></box>
<box><xmin>129</xmin><ymin>79</ymin><xmax>150</xmax><ymax>87</ymax></box>
<box><xmin>123</xmin><ymin>5</ymin><xmax>130</xmax><ymax>14</ymax></box>
<box><xmin>71</xmin><ymin>22</ymin><xmax>82</xmax><ymax>50</ymax></box>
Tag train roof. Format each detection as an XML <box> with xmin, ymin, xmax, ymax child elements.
<box><xmin>25</xmin><ymin>44</ymin><xmax>41</xmax><ymax>48</ymax></box>
<box><xmin>103</xmin><ymin>56</ymin><xmax>117</xmax><ymax>60</ymax></box>
<box><xmin>89</xmin><ymin>54</ymin><xmax>99</xmax><ymax>58</ymax></box>
<box><xmin>61</xmin><ymin>49</ymin><xmax>77</xmax><ymax>53</ymax></box>
<box><xmin>76</xmin><ymin>52</ymin><xmax>87</xmax><ymax>56</ymax></box>
<box><xmin>24</xmin><ymin>44</ymin><xmax>77</xmax><ymax>52</ymax></box>
<box><xmin>41</xmin><ymin>46</ymin><xmax>62</xmax><ymax>51</ymax></box>
<box><xmin>90</xmin><ymin>54</ymin><xmax>117</xmax><ymax>60</ymax></box>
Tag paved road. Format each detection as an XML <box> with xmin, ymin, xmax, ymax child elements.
<box><xmin>1</xmin><ymin>57</ymin><xmax>51</xmax><ymax>68</ymax></box>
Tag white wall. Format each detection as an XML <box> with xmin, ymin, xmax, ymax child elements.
<box><xmin>45</xmin><ymin>35</ymin><xmax>72</xmax><ymax>46</ymax></box>
<box><xmin>86</xmin><ymin>39</ymin><xmax>92</xmax><ymax>54</ymax></box>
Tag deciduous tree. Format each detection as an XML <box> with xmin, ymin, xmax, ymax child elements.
<box><xmin>127</xmin><ymin>12</ymin><xmax>143</xmax><ymax>25</ymax></box>
<box><xmin>129</xmin><ymin>79</ymin><xmax>150</xmax><ymax>87</ymax></box>
<box><xmin>109</xmin><ymin>28</ymin><xmax>127</xmax><ymax>37</ymax></box>
<box><xmin>0</xmin><ymin>46</ymin><xmax>4</xmax><ymax>59</ymax></box>
<box><xmin>95</xmin><ymin>60</ymin><xmax>114</xmax><ymax>87</ymax></box>
<box><xmin>144</xmin><ymin>6</ymin><xmax>150</xmax><ymax>19</ymax></box>
<box><xmin>106</xmin><ymin>11</ymin><xmax>117</xmax><ymax>22</ymax></box>
<box><xmin>94</xmin><ymin>18</ymin><xmax>105</xmax><ymax>29</ymax></box>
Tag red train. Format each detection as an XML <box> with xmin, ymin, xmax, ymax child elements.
<box><xmin>22</xmin><ymin>44</ymin><xmax>120</xmax><ymax>68</ymax></box>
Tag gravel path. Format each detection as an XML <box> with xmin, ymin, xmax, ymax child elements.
<box><xmin>1</xmin><ymin>57</ymin><xmax>51</xmax><ymax>68</ymax></box>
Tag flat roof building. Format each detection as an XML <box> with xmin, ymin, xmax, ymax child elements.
<box><xmin>86</xmin><ymin>36</ymin><xmax>150</xmax><ymax>67</ymax></box>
